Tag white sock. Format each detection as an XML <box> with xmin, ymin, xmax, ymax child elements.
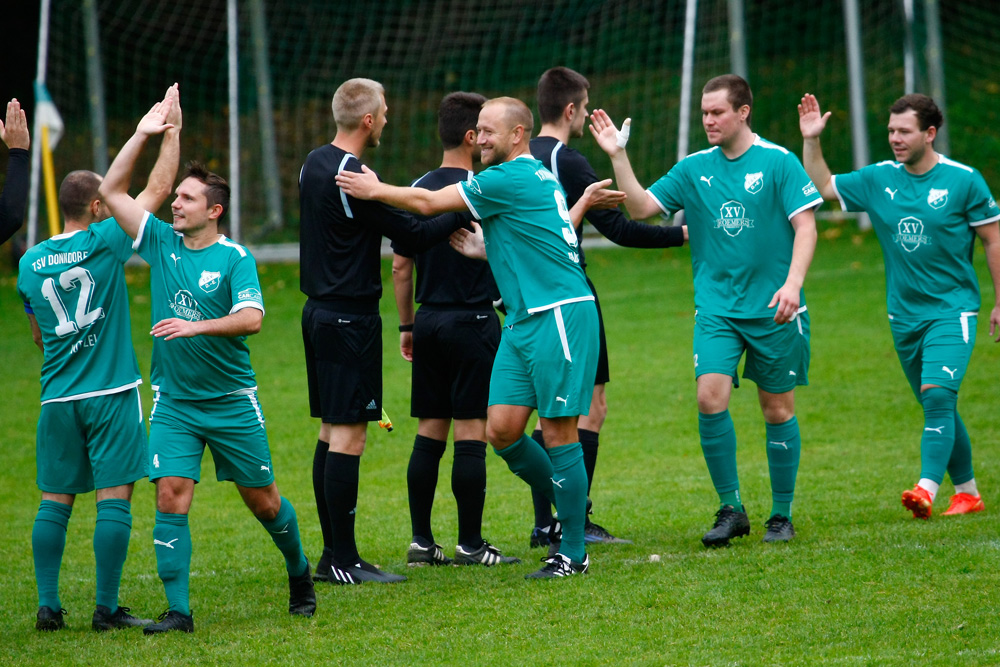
<box><xmin>917</xmin><ymin>479</ymin><xmax>939</xmax><ymax>501</ymax></box>
<box><xmin>954</xmin><ymin>479</ymin><xmax>979</xmax><ymax>497</ymax></box>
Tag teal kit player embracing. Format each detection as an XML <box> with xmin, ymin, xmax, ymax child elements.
<box><xmin>338</xmin><ymin>96</ymin><xmax>625</xmax><ymax>578</ymax></box>
<box><xmin>800</xmin><ymin>92</ymin><xmax>1000</xmax><ymax>519</ymax></box>
<box><xmin>98</xmin><ymin>87</ymin><xmax>315</xmax><ymax>634</ymax></box>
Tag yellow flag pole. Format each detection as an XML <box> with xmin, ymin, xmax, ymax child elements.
<box><xmin>40</xmin><ymin>125</ymin><xmax>60</xmax><ymax>237</ymax></box>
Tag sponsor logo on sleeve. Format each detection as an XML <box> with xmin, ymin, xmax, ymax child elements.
<box><xmin>238</xmin><ymin>287</ymin><xmax>263</xmax><ymax>303</ymax></box>
<box><xmin>802</xmin><ymin>182</ymin><xmax>818</xmax><ymax>197</ymax></box>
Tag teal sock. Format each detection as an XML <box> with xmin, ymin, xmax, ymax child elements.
<box><xmin>946</xmin><ymin>411</ymin><xmax>974</xmax><ymax>485</ymax></box>
<box><xmin>259</xmin><ymin>497</ymin><xmax>309</xmax><ymax>577</ymax></box>
<box><xmin>495</xmin><ymin>434</ymin><xmax>556</xmax><ymax>506</ymax></box>
<box><xmin>765</xmin><ymin>417</ymin><xmax>801</xmax><ymax>519</ymax></box>
<box><xmin>32</xmin><ymin>500</ymin><xmax>72</xmax><ymax>610</ymax></box>
<box><xmin>154</xmin><ymin>511</ymin><xmax>192</xmax><ymax>615</ymax></box>
<box><xmin>919</xmin><ymin>387</ymin><xmax>957</xmax><ymax>484</ymax></box>
<box><xmin>699</xmin><ymin>411</ymin><xmax>742</xmax><ymax>511</ymax></box>
<box><xmin>547</xmin><ymin>442</ymin><xmax>588</xmax><ymax>563</ymax></box>
<box><xmin>94</xmin><ymin>499</ymin><xmax>132</xmax><ymax>610</ymax></box>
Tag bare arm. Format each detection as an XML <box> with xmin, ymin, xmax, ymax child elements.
<box><xmin>336</xmin><ymin>166</ymin><xmax>468</xmax><ymax>216</ymax></box>
<box><xmin>136</xmin><ymin>84</ymin><xmax>181</xmax><ymax>213</ymax></box>
<box><xmin>768</xmin><ymin>209</ymin><xmax>818</xmax><ymax>323</ymax></box>
<box><xmin>589</xmin><ymin>110</ymin><xmax>662</xmax><ymax>220</ymax></box>
<box><xmin>391</xmin><ymin>253</ymin><xmax>415</xmax><ymax>362</ymax></box>
<box><xmin>975</xmin><ymin>221</ymin><xmax>1000</xmax><ymax>342</ymax></box>
<box><xmin>99</xmin><ymin>92</ymin><xmax>176</xmax><ymax>239</ymax></box>
<box><xmin>151</xmin><ymin>307</ymin><xmax>262</xmax><ymax>341</ymax></box>
<box><xmin>798</xmin><ymin>94</ymin><xmax>837</xmax><ymax>201</ymax></box>
<box><xmin>26</xmin><ymin>313</ymin><xmax>43</xmax><ymax>352</ymax></box>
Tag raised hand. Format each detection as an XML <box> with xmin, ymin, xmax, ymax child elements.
<box><xmin>136</xmin><ymin>96</ymin><xmax>176</xmax><ymax>137</ymax></box>
<box><xmin>0</xmin><ymin>98</ymin><xmax>30</xmax><ymax>150</ymax></box>
<box><xmin>588</xmin><ymin>109</ymin><xmax>626</xmax><ymax>156</ymax></box>
<box><xmin>163</xmin><ymin>83</ymin><xmax>182</xmax><ymax>132</ymax></box>
<box><xmin>798</xmin><ymin>94</ymin><xmax>831</xmax><ymax>139</ymax></box>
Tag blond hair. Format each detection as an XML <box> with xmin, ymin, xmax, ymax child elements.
<box><xmin>332</xmin><ymin>78</ymin><xmax>385</xmax><ymax>130</ymax></box>
<box><xmin>484</xmin><ymin>97</ymin><xmax>534</xmax><ymax>136</ymax></box>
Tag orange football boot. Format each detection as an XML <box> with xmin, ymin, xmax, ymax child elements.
<box><xmin>901</xmin><ymin>485</ymin><xmax>933</xmax><ymax>519</ymax></box>
<box><xmin>942</xmin><ymin>492</ymin><xmax>984</xmax><ymax>516</ymax></box>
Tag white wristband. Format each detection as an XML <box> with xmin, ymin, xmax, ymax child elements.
<box><xmin>616</xmin><ymin>118</ymin><xmax>632</xmax><ymax>148</ymax></box>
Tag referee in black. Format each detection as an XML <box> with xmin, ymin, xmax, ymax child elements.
<box><xmin>392</xmin><ymin>92</ymin><xmax>519</xmax><ymax>568</ymax></box>
<box><xmin>526</xmin><ymin>67</ymin><xmax>687</xmax><ymax>549</ymax></box>
<box><xmin>299</xmin><ymin>78</ymin><xmax>465</xmax><ymax>584</ymax></box>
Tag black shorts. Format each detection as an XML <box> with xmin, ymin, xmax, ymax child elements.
<box><xmin>302</xmin><ymin>301</ymin><xmax>382</xmax><ymax>423</ymax></box>
<box><xmin>411</xmin><ymin>307</ymin><xmax>500</xmax><ymax>420</ymax></box>
<box><xmin>587</xmin><ymin>276</ymin><xmax>610</xmax><ymax>386</ymax></box>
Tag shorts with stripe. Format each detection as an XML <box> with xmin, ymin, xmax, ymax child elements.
<box><xmin>488</xmin><ymin>300</ymin><xmax>599</xmax><ymax>418</ymax></box>
<box><xmin>890</xmin><ymin>313</ymin><xmax>977</xmax><ymax>397</ymax></box>
<box><xmin>36</xmin><ymin>386</ymin><xmax>148</xmax><ymax>494</ymax></box>
<box><xmin>148</xmin><ymin>390</ymin><xmax>274</xmax><ymax>488</ymax></box>
<box><xmin>302</xmin><ymin>300</ymin><xmax>383</xmax><ymax>423</ymax></box>
<box><xmin>586</xmin><ymin>275</ymin><xmax>610</xmax><ymax>386</ymax></box>
<box><xmin>693</xmin><ymin>309</ymin><xmax>810</xmax><ymax>393</ymax></box>
<box><xmin>411</xmin><ymin>307</ymin><xmax>500</xmax><ymax>420</ymax></box>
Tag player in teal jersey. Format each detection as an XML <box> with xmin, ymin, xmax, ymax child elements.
<box><xmin>16</xmin><ymin>86</ymin><xmax>180</xmax><ymax>632</ymax></box>
<box><xmin>98</xmin><ymin>90</ymin><xmax>315</xmax><ymax>633</ymax></box>
<box><xmin>591</xmin><ymin>74</ymin><xmax>821</xmax><ymax>546</ymax></box>
<box><xmin>799</xmin><ymin>92</ymin><xmax>1000</xmax><ymax>519</ymax></box>
<box><xmin>337</xmin><ymin>96</ymin><xmax>625</xmax><ymax>578</ymax></box>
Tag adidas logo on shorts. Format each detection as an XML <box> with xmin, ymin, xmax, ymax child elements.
<box><xmin>366</xmin><ymin>399</ymin><xmax>377</xmax><ymax>410</ymax></box>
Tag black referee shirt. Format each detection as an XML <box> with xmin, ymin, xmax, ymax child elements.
<box><xmin>391</xmin><ymin>167</ymin><xmax>499</xmax><ymax>308</ymax></box>
<box><xmin>530</xmin><ymin>136</ymin><xmax>684</xmax><ymax>269</ymax></box>
<box><xmin>299</xmin><ymin>144</ymin><xmax>463</xmax><ymax>304</ymax></box>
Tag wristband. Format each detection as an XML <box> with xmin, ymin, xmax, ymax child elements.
<box><xmin>399</xmin><ymin>324</ymin><xmax>413</xmax><ymax>332</ymax></box>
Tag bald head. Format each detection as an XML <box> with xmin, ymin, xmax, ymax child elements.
<box><xmin>483</xmin><ymin>97</ymin><xmax>534</xmax><ymax>136</ymax></box>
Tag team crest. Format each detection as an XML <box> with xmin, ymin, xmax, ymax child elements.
<box><xmin>894</xmin><ymin>216</ymin><xmax>931</xmax><ymax>253</ymax></box>
<box><xmin>715</xmin><ymin>200</ymin><xmax>755</xmax><ymax>237</ymax></box>
<box><xmin>927</xmin><ymin>188</ymin><xmax>948</xmax><ymax>210</ymax></box>
<box><xmin>198</xmin><ymin>270</ymin><xmax>222</xmax><ymax>293</ymax></box>
<box><xmin>744</xmin><ymin>172</ymin><xmax>764</xmax><ymax>195</ymax></box>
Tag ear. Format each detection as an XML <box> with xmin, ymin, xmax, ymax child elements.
<box><xmin>739</xmin><ymin>105</ymin><xmax>751</xmax><ymax>122</ymax></box>
<box><xmin>564</xmin><ymin>102</ymin><xmax>576</xmax><ymax>122</ymax></box>
<box><xmin>464</xmin><ymin>128</ymin><xmax>476</xmax><ymax>146</ymax></box>
<box><xmin>925</xmin><ymin>125</ymin><xmax>937</xmax><ymax>143</ymax></box>
<box><xmin>207</xmin><ymin>203</ymin><xmax>224</xmax><ymax>221</ymax></box>
<box><xmin>90</xmin><ymin>199</ymin><xmax>101</xmax><ymax>218</ymax></box>
<box><xmin>362</xmin><ymin>112</ymin><xmax>374</xmax><ymax>130</ymax></box>
<box><xmin>511</xmin><ymin>124</ymin><xmax>525</xmax><ymax>144</ymax></box>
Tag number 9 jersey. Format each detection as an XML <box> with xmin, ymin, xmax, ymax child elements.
<box><xmin>17</xmin><ymin>219</ymin><xmax>142</xmax><ymax>404</ymax></box>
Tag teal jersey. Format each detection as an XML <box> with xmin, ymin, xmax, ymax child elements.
<box><xmin>647</xmin><ymin>136</ymin><xmax>822</xmax><ymax>318</ymax></box>
<box><xmin>457</xmin><ymin>155</ymin><xmax>593</xmax><ymax>325</ymax></box>
<box><xmin>17</xmin><ymin>219</ymin><xmax>142</xmax><ymax>403</ymax></box>
<box><xmin>832</xmin><ymin>155</ymin><xmax>1000</xmax><ymax>320</ymax></box>
<box><xmin>135</xmin><ymin>212</ymin><xmax>265</xmax><ymax>399</ymax></box>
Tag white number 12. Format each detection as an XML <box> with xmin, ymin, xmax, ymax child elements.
<box><xmin>40</xmin><ymin>267</ymin><xmax>105</xmax><ymax>337</ymax></box>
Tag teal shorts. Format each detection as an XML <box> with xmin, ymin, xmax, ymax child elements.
<box><xmin>890</xmin><ymin>313</ymin><xmax>977</xmax><ymax>398</ymax></box>
<box><xmin>36</xmin><ymin>386</ymin><xmax>148</xmax><ymax>494</ymax></box>
<box><xmin>148</xmin><ymin>390</ymin><xmax>275</xmax><ymax>488</ymax></box>
<box><xmin>693</xmin><ymin>309</ymin><xmax>810</xmax><ymax>393</ymax></box>
<box><xmin>488</xmin><ymin>300</ymin><xmax>599</xmax><ymax>418</ymax></box>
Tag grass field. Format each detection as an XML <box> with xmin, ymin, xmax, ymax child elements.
<box><xmin>1</xmin><ymin>226</ymin><xmax>998</xmax><ymax>666</ymax></box>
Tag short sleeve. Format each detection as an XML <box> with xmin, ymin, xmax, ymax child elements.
<box><xmin>966</xmin><ymin>169</ymin><xmax>1000</xmax><ymax>226</ymax></box>
<box><xmin>134</xmin><ymin>211</ymin><xmax>171</xmax><ymax>265</ymax></box>
<box><xmin>92</xmin><ymin>218</ymin><xmax>137</xmax><ymax>263</ymax></box>
<box><xmin>831</xmin><ymin>167</ymin><xmax>872</xmax><ymax>213</ymax></box>
<box><xmin>229</xmin><ymin>251</ymin><xmax>265</xmax><ymax>315</ymax></box>
<box><xmin>458</xmin><ymin>170</ymin><xmax>507</xmax><ymax>221</ymax></box>
<box><xmin>647</xmin><ymin>162</ymin><xmax>688</xmax><ymax>215</ymax></box>
<box><xmin>779</xmin><ymin>152</ymin><xmax>823</xmax><ymax>219</ymax></box>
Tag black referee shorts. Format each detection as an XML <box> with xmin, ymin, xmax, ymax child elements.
<box><xmin>587</xmin><ymin>275</ymin><xmax>610</xmax><ymax>386</ymax></box>
<box><xmin>410</xmin><ymin>307</ymin><xmax>500</xmax><ymax>420</ymax></box>
<box><xmin>302</xmin><ymin>301</ymin><xmax>383</xmax><ymax>423</ymax></box>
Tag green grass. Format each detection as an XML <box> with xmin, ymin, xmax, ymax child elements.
<box><xmin>2</xmin><ymin>226</ymin><xmax>999</xmax><ymax>665</ymax></box>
